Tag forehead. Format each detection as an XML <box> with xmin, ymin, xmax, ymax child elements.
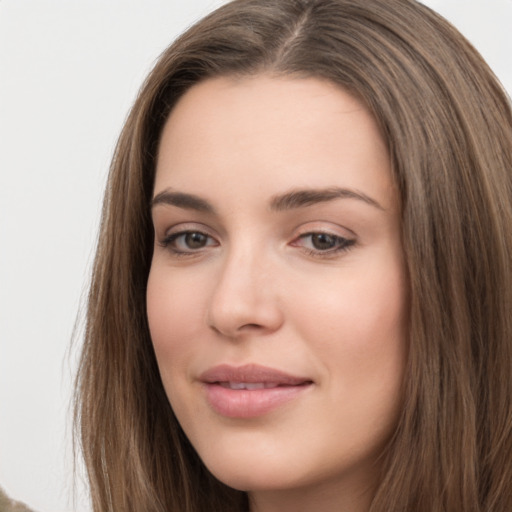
<box><xmin>155</xmin><ymin>75</ymin><xmax>395</xmax><ymax>211</ymax></box>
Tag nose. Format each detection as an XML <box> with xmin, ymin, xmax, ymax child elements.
<box><xmin>207</xmin><ymin>247</ymin><xmax>284</xmax><ymax>339</ymax></box>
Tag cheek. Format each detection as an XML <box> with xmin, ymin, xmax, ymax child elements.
<box><xmin>289</xmin><ymin>250</ymin><xmax>408</xmax><ymax>402</ymax></box>
<box><xmin>292</xmin><ymin>252</ymin><xmax>407</xmax><ymax>346</ymax></box>
<box><xmin>146</xmin><ymin>267</ymin><xmax>205</xmax><ymax>378</ymax></box>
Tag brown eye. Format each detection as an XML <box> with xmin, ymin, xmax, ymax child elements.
<box><xmin>184</xmin><ymin>232</ymin><xmax>208</xmax><ymax>249</ymax></box>
<box><xmin>293</xmin><ymin>232</ymin><xmax>356</xmax><ymax>256</ymax></box>
<box><xmin>161</xmin><ymin>230</ymin><xmax>218</xmax><ymax>254</ymax></box>
<box><xmin>310</xmin><ymin>233</ymin><xmax>338</xmax><ymax>250</ymax></box>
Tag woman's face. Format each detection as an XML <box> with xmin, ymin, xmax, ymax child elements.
<box><xmin>147</xmin><ymin>76</ymin><xmax>408</xmax><ymax>510</ymax></box>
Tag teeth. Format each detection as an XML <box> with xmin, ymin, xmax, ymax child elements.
<box><xmin>231</xmin><ymin>382</ymin><xmax>249</xmax><ymax>390</ymax></box>
<box><xmin>244</xmin><ymin>383</ymin><xmax>265</xmax><ymax>390</ymax></box>
<box><xmin>219</xmin><ymin>382</ymin><xmax>276</xmax><ymax>390</ymax></box>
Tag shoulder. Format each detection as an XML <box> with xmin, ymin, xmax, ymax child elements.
<box><xmin>0</xmin><ymin>487</ymin><xmax>36</xmax><ymax>512</ymax></box>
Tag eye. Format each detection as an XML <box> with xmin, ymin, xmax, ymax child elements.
<box><xmin>307</xmin><ymin>233</ymin><xmax>340</xmax><ymax>250</ymax></box>
<box><xmin>292</xmin><ymin>232</ymin><xmax>355</xmax><ymax>255</ymax></box>
<box><xmin>160</xmin><ymin>230</ymin><xmax>218</xmax><ymax>254</ymax></box>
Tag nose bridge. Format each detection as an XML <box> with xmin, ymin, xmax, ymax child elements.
<box><xmin>207</xmin><ymin>236</ymin><xmax>282</xmax><ymax>337</ymax></box>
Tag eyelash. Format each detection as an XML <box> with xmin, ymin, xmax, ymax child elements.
<box><xmin>158</xmin><ymin>230</ymin><xmax>356</xmax><ymax>258</ymax></box>
<box><xmin>159</xmin><ymin>230</ymin><xmax>217</xmax><ymax>256</ymax></box>
<box><xmin>293</xmin><ymin>232</ymin><xmax>356</xmax><ymax>257</ymax></box>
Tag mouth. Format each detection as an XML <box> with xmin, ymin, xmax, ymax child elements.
<box><xmin>199</xmin><ymin>364</ymin><xmax>313</xmax><ymax>418</ymax></box>
<box><xmin>218</xmin><ymin>381</ymin><xmax>290</xmax><ymax>390</ymax></box>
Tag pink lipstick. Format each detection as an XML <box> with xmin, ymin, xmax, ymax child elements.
<box><xmin>200</xmin><ymin>364</ymin><xmax>313</xmax><ymax>418</ymax></box>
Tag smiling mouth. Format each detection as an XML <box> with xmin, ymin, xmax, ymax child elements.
<box><xmin>200</xmin><ymin>364</ymin><xmax>313</xmax><ymax>418</ymax></box>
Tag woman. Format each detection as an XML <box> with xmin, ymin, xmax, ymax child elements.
<box><xmin>75</xmin><ymin>0</ymin><xmax>512</xmax><ymax>511</ymax></box>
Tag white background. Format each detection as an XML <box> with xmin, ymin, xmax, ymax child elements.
<box><xmin>0</xmin><ymin>1</ymin><xmax>511</xmax><ymax>511</ymax></box>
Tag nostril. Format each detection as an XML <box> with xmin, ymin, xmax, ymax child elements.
<box><xmin>208</xmin><ymin>322</ymin><xmax>266</xmax><ymax>337</ymax></box>
<box><xmin>207</xmin><ymin>286</ymin><xmax>284</xmax><ymax>337</ymax></box>
<box><xmin>243</xmin><ymin>323</ymin><xmax>263</xmax><ymax>329</ymax></box>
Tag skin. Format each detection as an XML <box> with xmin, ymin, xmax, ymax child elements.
<box><xmin>147</xmin><ymin>75</ymin><xmax>408</xmax><ymax>512</ymax></box>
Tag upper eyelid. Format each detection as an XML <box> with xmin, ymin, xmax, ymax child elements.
<box><xmin>160</xmin><ymin>222</ymin><xmax>217</xmax><ymax>237</ymax></box>
<box><xmin>293</xmin><ymin>223</ymin><xmax>357</xmax><ymax>239</ymax></box>
<box><xmin>155</xmin><ymin>219</ymin><xmax>357</xmax><ymax>243</ymax></box>
<box><xmin>292</xmin><ymin>232</ymin><xmax>354</xmax><ymax>247</ymax></box>
<box><xmin>164</xmin><ymin>230</ymin><xmax>215</xmax><ymax>241</ymax></box>
<box><xmin>167</xmin><ymin>231</ymin><xmax>218</xmax><ymax>246</ymax></box>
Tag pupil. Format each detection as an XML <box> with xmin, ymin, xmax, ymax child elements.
<box><xmin>185</xmin><ymin>232</ymin><xmax>207</xmax><ymax>249</ymax></box>
<box><xmin>312</xmin><ymin>233</ymin><xmax>336</xmax><ymax>250</ymax></box>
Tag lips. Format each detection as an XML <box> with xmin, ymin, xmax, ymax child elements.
<box><xmin>199</xmin><ymin>364</ymin><xmax>313</xmax><ymax>418</ymax></box>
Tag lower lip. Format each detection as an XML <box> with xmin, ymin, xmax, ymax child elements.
<box><xmin>203</xmin><ymin>383</ymin><xmax>311</xmax><ymax>418</ymax></box>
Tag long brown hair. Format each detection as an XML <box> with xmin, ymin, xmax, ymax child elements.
<box><xmin>75</xmin><ymin>1</ymin><xmax>512</xmax><ymax>510</ymax></box>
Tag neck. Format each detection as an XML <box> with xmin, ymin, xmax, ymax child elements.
<box><xmin>248</xmin><ymin>471</ymin><xmax>376</xmax><ymax>512</ymax></box>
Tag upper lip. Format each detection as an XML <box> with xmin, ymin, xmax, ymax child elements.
<box><xmin>199</xmin><ymin>364</ymin><xmax>312</xmax><ymax>386</ymax></box>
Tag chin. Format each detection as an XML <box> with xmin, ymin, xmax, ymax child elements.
<box><xmin>209</xmin><ymin>466</ymin><xmax>300</xmax><ymax>493</ymax></box>
<box><xmin>198</xmin><ymin>446</ymin><xmax>305</xmax><ymax>492</ymax></box>
<box><xmin>191</xmin><ymin>424</ymin><xmax>387</xmax><ymax>500</ymax></box>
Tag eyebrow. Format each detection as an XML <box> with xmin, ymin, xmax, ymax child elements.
<box><xmin>150</xmin><ymin>186</ymin><xmax>384</xmax><ymax>213</ymax></box>
<box><xmin>151</xmin><ymin>190</ymin><xmax>216</xmax><ymax>213</ymax></box>
<box><xmin>269</xmin><ymin>187</ymin><xmax>384</xmax><ymax>211</ymax></box>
